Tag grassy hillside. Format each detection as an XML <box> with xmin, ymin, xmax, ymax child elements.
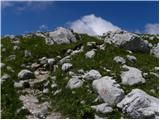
<box><xmin>1</xmin><ymin>33</ymin><xmax>159</xmax><ymax>118</ymax></box>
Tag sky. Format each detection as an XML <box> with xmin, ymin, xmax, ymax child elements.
<box><xmin>1</xmin><ymin>1</ymin><xmax>159</xmax><ymax>36</ymax></box>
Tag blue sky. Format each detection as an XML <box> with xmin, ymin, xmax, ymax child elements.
<box><xmin>1</xmin><ymin>1</ymin><xmax>159</xmax><ymax>35</ymax></box>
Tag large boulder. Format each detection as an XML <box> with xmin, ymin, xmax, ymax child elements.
<box><xmin>104</xmin><ymin>30</ymin><xmax>150</xmax><ymax>52</ymax></box>
<box><xmin>117</xmin><ymin>89</ymin><xmax>159</xmax><ymax>119</ymax></box>
<box><xmin>18</xmin><ymin>69</ymin><xmax>34</xmax><ymax>79</ymax></box>
<box><xmin>66</xmin><ymin>77</ymin><xmax>83</xmax><ymax>89</ymax></box>
<box><xmin>150</xmin><ymin>43</ymin><xmax>159</xmax><ymax>58</ymax></box>
<box><xmin>121</xmin><ymin>65</ymin><xmax>145</xmax><ymax>85</ymax></box>
<box><xmin>46</xmin><ymin>27</ymin><xmax>77</xmax><ymax>45</ymax></box>
<box><xmin>92</xmin><ymin>76</ymin><xmax>124</xmax><ymax>105</ymax></box>
<box><xmin>84</xmin><ymin>70</ymin><xmax>102</xmax><ymax>80</ymax></box>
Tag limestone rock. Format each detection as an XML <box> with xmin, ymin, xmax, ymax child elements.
<box><xmin>113</xmin><ymin>56</ymin><xmax>126</xmax><ymax>64</ymax></box>
<box><xmin>121</xmin><ymin>65</ymin><xmax>145</xmax><ymax>85</ymax></box>
<box><xmin>117</xmin><ymin>89</ymin><xmax>159</xmax><ymax>119</ymax></box>
<box><xmin>61</xmin><ymin>63</ymin><xmax>72</xmax><ymax>71</ymax></box>
<box><xmin>18</xmin><ymin>69</ymin><xmax>34</xmax><ymax>79</ymax></box>
<box><xmin>92</xmin><ymin>76</ymin><xmax>124</xmax><ymax>105</ymax></box>
<box><xmin>66</xmin><ymin>77</ymin><xmax>83</xmax><ymax>89</ymax></box>
<box><xmin>84</xmin><ymin>70</ymin><xmax>102</xmax><ymax>80</ymax></box>
<box><xmin>104</xmin><ymin>30</ymin><xmax>150</xmax><ymax>52</ymax></box>
<box><xmin>91</xmin><ymin>103</ymin><xmax>113</xmax><ymax>114</ymax></box>
<box><xmin>85</xmin><ymin>50</ymin><xmax>96</xmax><ymax>59</ymax></box>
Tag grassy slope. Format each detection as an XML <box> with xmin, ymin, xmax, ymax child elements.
<box><xmin>1</xmin><ymin>34</ymin><xmax>159</xmax><ymax>118</ymax></box>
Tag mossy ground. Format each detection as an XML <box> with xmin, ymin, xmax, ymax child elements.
<box><xmin>1</xmin><ymin>34</ymin><xmax>159</xmax><ymax>118</ymax></box>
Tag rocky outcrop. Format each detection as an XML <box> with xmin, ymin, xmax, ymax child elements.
<box><xmin>117</xmin><ymin>89</ymin><xmax>159</xmax><ymax>119</ymax></box>
<box><xmin>46</xmin><ymin>27</ymin><xmax>77</xmax><ymax>45</ymax></box>
<box><xmin>103</xmin><ymin>30</ymin><xmax>150</xmax><ymax>52</ymax></box>
<box><xmin>121</xmin><ymin>65</ymin><xmax>145</xmax><ymax>85</ymax></box>
<box><xmin>92</xmin><ymin>76</ymin><xmax>124</xmax><ymax>105</ymax></box>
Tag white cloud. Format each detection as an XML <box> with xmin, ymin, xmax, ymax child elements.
<box><xmin>39</xmin><ymin>24</ymin><xmax>48</xmax><ymax>31</ymax></box>
<box><xmin>15</xmin><ymin>1</ymin><xmax>54</xmax><ymax>13</ymax></box>
<box><xmin>69</xmin><ymin>14</ymin><xmax>120</xmax><ymax>36</ymax></box>
<box><xmin>145</xmin><ymin>23</ymin><xmax>159</xmax><ymax>34</ymax></box>
<box><xmin>1</xmin><ymin>1</ymin><xmax>14</xmax><ymax>8</ymax></box>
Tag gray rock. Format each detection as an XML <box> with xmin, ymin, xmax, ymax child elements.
<box><xmin>104</xmin><ymin>30</ymin><xmax>150</xmax><ymax>52</ymax></box>
<box><xmin>84</xmin><ymin>70</ymin><xmax>102</xmax><ymax>80</ymax></box>
<box><xmin>1</xmin><ymin>74</ymin><xmax>10</xmax><ymax>83</ymax></box>
<box><xmin>18</xmin><ymin>69</ymin><xmax>33</xmax><ymax>79</ymax></box>
<box><xmin>47</xmin><ymin>58</ymin><xmax>55</xmax><ymax>66</ymax></box>
<box><xmin>92</xmin><ymin>76</ymin><xmax>124</xmax><ymax>105</ymax></box>
<box><xmin>87</xmin><ymin>41</ymin><xmax>96</xmax><ymax>47</ymax></box>
<box><xmin>31</xmin><ymin>63</ymin><xmax>40</xmax><ymax>70</ymax></box>
<box><xmin>59</xmin><ymin>55</ymin><xmax>71</xmax><ymax>64</ymax></box>
<box><xmin>91</xmin><ymin>103</ymin><xmax>113</xmax><ymax>114</ymax></box>
<box><xmin>14</xmin><ymin>81</ymin><xmax>24</xmax><ymax>88</ymax></box>
<box><xmin>43</xmin><ymin>88</ymin><xmax>49</xmax><ymax>94</ymax></box>
<box><xmin>6</xmin><ymin>66</ymin><xmax>14</xmax><ymax>72</ymax></box>
<box><xmin>121</xmin><ymin>65</ymin><xmax>145</xmax><ymax>85</ymax></box>
<box><xmin>13</xmin><ymin>46</ymin><xmax>20</xmax><ymax>51</ymax></box>
<box><xmin>39</xmin><ymin>57</ymin><xmax>48</xmax><ymax>65</ymax></box>
<box><xmin>117</xmin><ymin>89</ymin><xmax>159</xmax><ymax>119</ymax></box>
<box><xmin>61</xmin><ymin>63</ymin><xmax>72</xmax><ymax>71</ymax></box>
<box><xmin>66</xmin><ymin>77</ymin><xmax>83</xmax><ymax>89</ymax></box>
<box><xmin>113</xmin><ymin>56</ymin><xmax>126</xmax><ymax>64</ymax></box>
<box><xmin>2</xmin><ymin>48</ymin><xmax>6</xmax><ymax>52</ymax></box>
<box><xmin>47</xmin><ymin>27</ymin><xmax>76</xmax><ymax>45</ymax></box>
<box><xmin>126</xmin><ymin>55</ymin><xmax>137</xmax><ymax>63</ymax></box>
<box><xmin>85</xmin><ymin>50</ymin><xmax>96</xmax><ymax>59</ymax></box>
<box><xmin>150</xmin><ymin>43</ymin><xmax>159</xmax><ymax>58</ymax></box>
<box><xmin>12</xmin><ymin>40</ymin><xmax>20</xmax><ymax>45</ymax></box>
<box><xmin>24</xmin><ymin>50</ymin><xmax>32</xmax><ymax>57</ymax></box>
<box><xmin>0</xmin><ymin>63</ymin><xmax>5</xmax><ymax>69</ymax></box>
<box><xmin>8</xmin><ymin>55</ymin><xmax>16</xmax><ymax>61</ymax></box>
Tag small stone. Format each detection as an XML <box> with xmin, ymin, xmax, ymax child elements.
<box><xmin>113</xmin><ymin>56</ymin><xmax>126</xmax><ymax>64</ymax></box>
<box><xmin>85</xmin><ymin>50</ymin><xmax>96</xmax><ymax>59</ymax></box>
<box><xmin>0</xmin><ymin>63</ymin><xmax>5</xmax><ymax>69</ymax></box>
<box><xmin>43</xmin><ymin>88</ymin><xmax>49</xmax><ymax>94</ymax></box>
<box><xmin>91</xmin><ymin>103</ymin><xmax>113</xmax><ymax>114</ymax></box>
<box><xmin>24</xmin><ymin>50</ymin><xmax>32</xmax><ymax>57</ymax></box>
<box><xmin>126</xmin><ymin>55</ymin><xmax>137</xmax><ymax>63</ymax></box>
<box><xmin>61</xmin><ymin>63</ymin><xmax>72</xmax><ymax>71</ymax></box>
<box><xmin>66</xmin><ymin>77</ymin><xmax>83</xmax><ymax>89</ymax></box>
<box><xmin>54</xmin><ymin>89</ymin><xmax>62</xmax><ymax>95</ymax></box>
<box><xmin>47</xmin><ymin>58</ymin><xmax>55</xmax><ymax>66</ymax></box>
<box><xmin>18</xmin><ymin>69</ymin><xmax>34</xmax><ymax>79</ymax></box>
<box><xmin>84</xmin><ymin>70</ymin><xmax>102</xmax><ymax>80</ymax></box>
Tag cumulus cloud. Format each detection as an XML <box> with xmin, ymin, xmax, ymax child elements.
<box><xmin>69</xmin><ymin>14</ymin><xmax>120</xmax><ymax>36</ymax></box>
<box><xmin>145</xmin><ymin>23</ymin><xmax>159</xmax><ymax>34</ymax></box>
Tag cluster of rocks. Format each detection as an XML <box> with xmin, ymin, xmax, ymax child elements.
<box><xmin>1</xmin><ymin>27</ymin><xmax>159</xmax><ymax>119</ymax></box>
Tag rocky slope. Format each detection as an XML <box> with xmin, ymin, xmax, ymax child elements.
<box><xmin>1</xmin><ymin>27</ymin><xmax>159</xmax><ymax>119</ymax></box>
